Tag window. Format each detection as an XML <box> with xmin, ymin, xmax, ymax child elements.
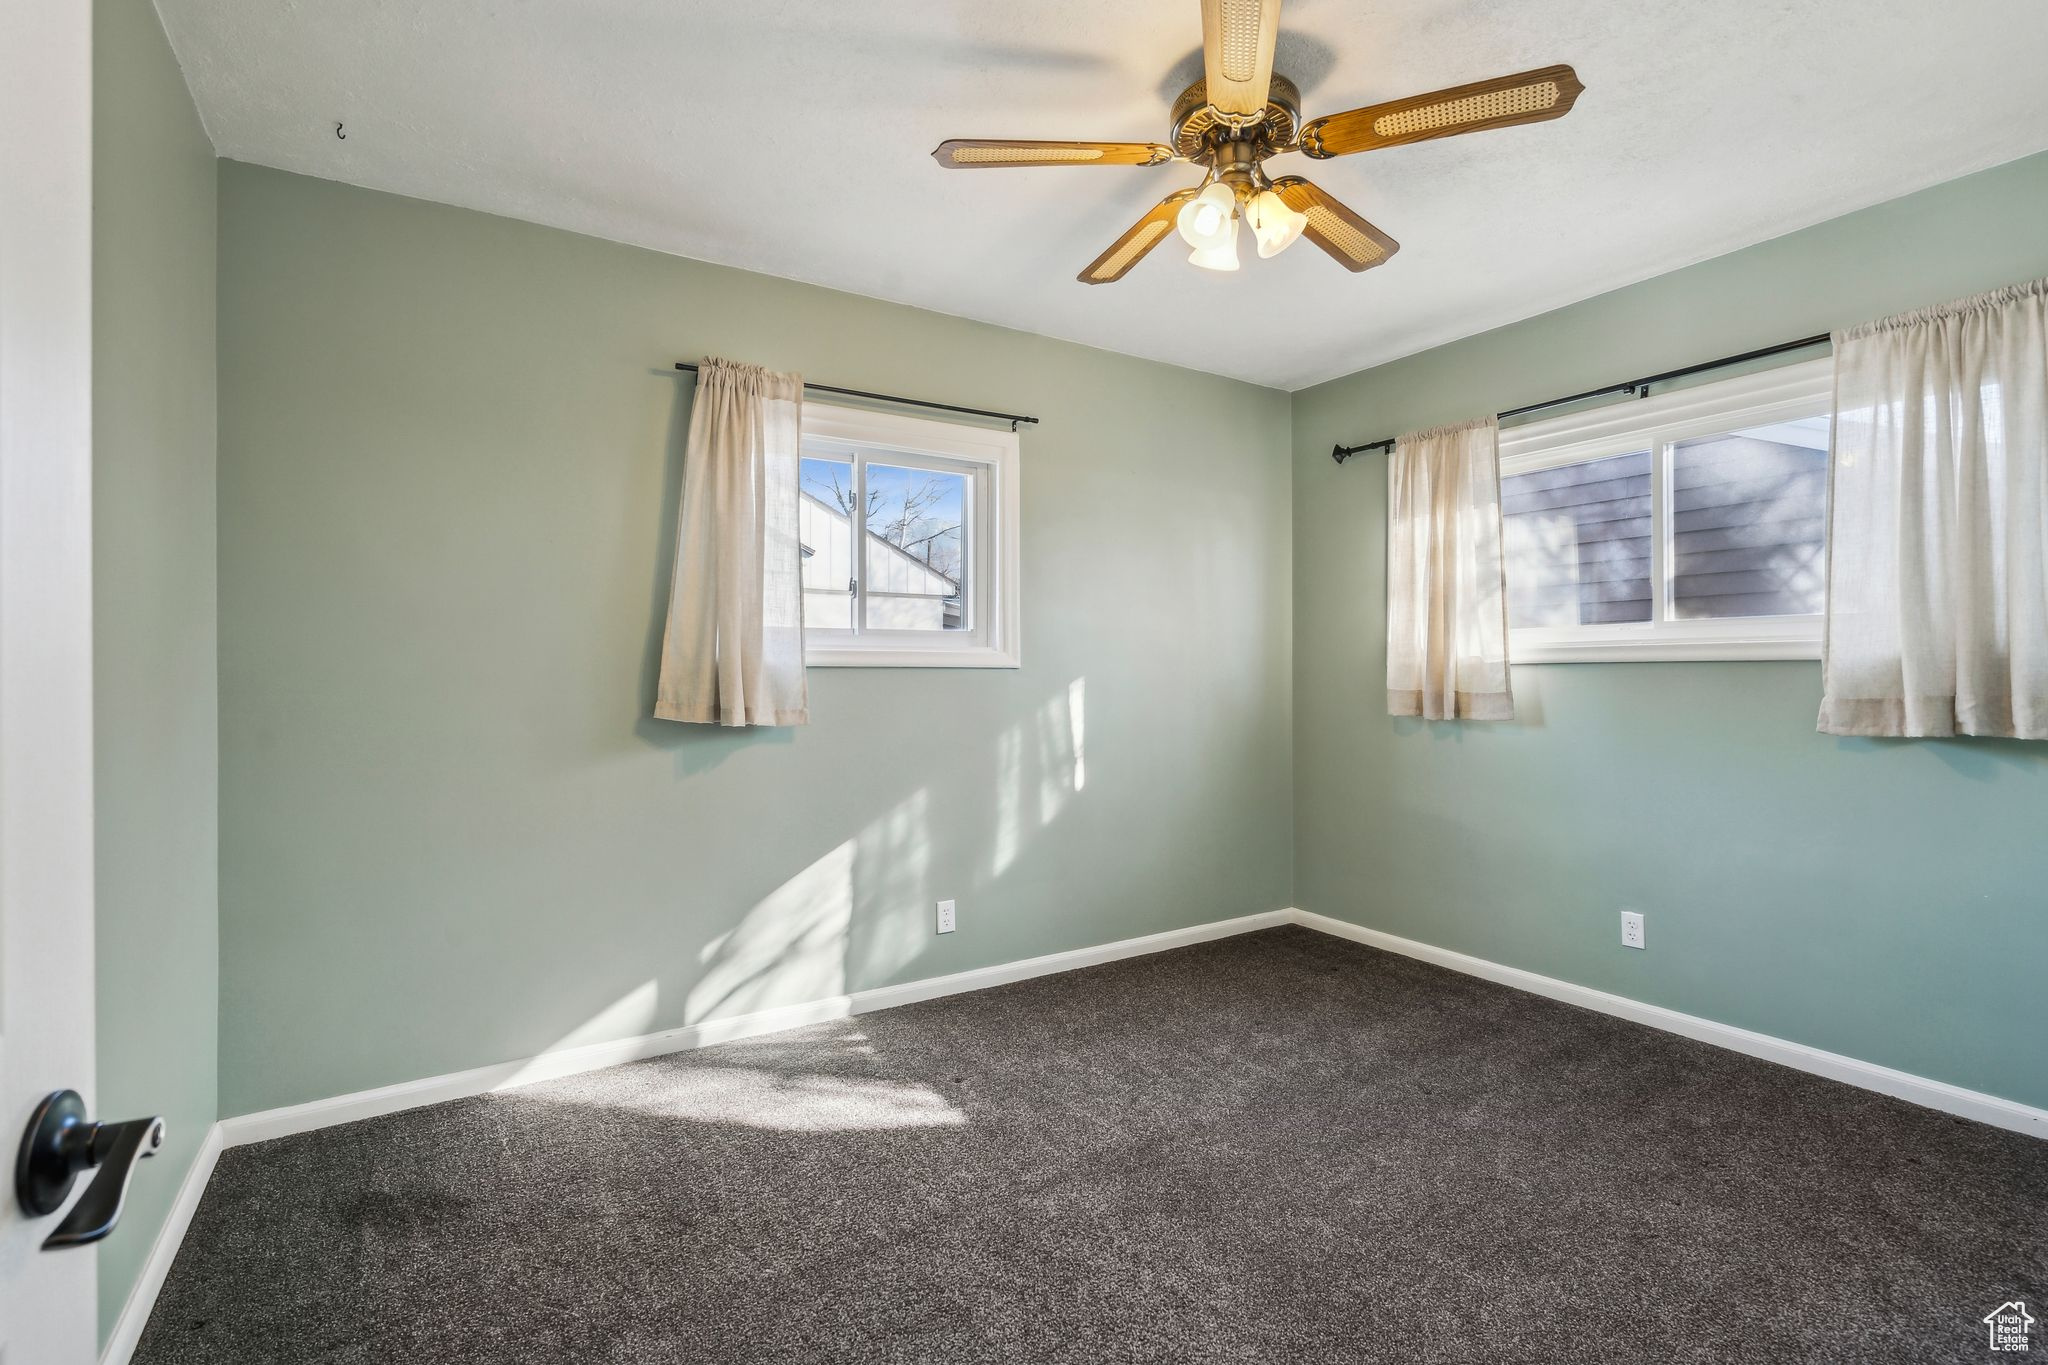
<box><xmin>1500</xmin><ymin>358</ymin><xmax>1832</xmax><ymax>662</ymax></box>
<box><xmin>797</xmin><ymin>403</ymin><xmax>1020</xmax><ymax>667</ymax></box>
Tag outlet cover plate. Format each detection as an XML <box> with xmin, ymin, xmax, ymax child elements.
<box><xmin>936</xmin><ymin>899</ymin><xmax>956</xmax><ymax>934</ymax></box>
<box><xmin>1621</xmin><ymin>910</ymin><xmax>1645</xmax><ymax>950</ymax></box>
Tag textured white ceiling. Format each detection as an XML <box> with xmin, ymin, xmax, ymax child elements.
<box><xmin>157</xmin><ymin>0</ymin><xmax>2048</xmax><ymax>390</ymax></box>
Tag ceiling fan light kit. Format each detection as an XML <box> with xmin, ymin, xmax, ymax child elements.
<box><xmin>1176</xmin><ymin>180</ymin><xmax>1240</xmax><ymax>265</ymax></box>
<box><xmin>1189</xmin><ymin>237</ymin><xmax>1242</xmax><ymax>272</ymax></box>
<box><xmin>1247</xmin><ymin>189</ymin><xmax>1306</xmax><ymax>258</ymax></box>
<box><xmin>932</xmin><ymin>0</ymin><xmax>1582</xmax><ymax>285</ymax></box>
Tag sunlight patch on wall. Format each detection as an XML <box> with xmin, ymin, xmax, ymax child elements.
<box><xmin>1068</xmin><ymin>677</ymin><xmax>1087</xmax><ymax>792</ymax></box>
<box><xmin>686</xmin><ymin>841</ymin><xmax>855</xmax><ymax>1025</ymax></box>
<box><xmin>845</xmin><ymin>786</ymin><xmax>936</xmax><ymax>990</ymax></box>
<box><xmin>993</xmin><ymin>678</ymin><xmax>1088</xmax><ymax>878</ymax></box>
<box><xmin>685</xmin><ymin>785</ymin><xmax>951</xmax><ymax>1028</ymax></box>
<box><xmin>994</xmin><ymin>725</ymin><xmax>1025</xmax><ymax>877</ymax></box>
<box><xmin>504</xmin><ymin>981</ymin><xmax>661</xmax><ymax>1087</ymax></box>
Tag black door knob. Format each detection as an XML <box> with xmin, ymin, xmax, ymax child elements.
<box><xmin>13</xmin><ymin>1089</ymin><xmax>164</xmax><ymax>1249</ymax></box>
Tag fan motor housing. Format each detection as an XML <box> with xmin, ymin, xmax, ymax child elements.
<box><xmin>1171</xmin><ymin>74</ymin><xmax>1301</xmax><ymax>163</ymax></box>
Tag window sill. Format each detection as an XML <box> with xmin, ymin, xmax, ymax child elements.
<box><xmin>1510</xmin><ymin>630</ymin><xmax>1820</xmax><ymax>664</ymax></box>
<box><xmin>805</xmin><ymin>645</ymin><xmax>1020</xmax><ymax>669</ymax></box>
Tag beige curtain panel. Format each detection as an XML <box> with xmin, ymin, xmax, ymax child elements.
<box><xmin>656</xmin><ymin>358</ymin><xmax>810</xmax><ymax>727</ymax></box>
<box><xmin>1386</xmin><ymin>417</ymin><xmax>1514</xmax><ymax>720</ymax></box>
<box><xmin>1819</xmin><ymin>279</ymin><xmax>2048</xmax><ymax>739</ymax></box>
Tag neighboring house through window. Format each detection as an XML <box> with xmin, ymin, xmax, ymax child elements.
<box><xmin>1499</xmin><ymin>358</ymin><xmax>1832</xmax><ymax>662</ymax></box>
<box><xmin>798</xmin><ymin>403</ymin><xmax>1020</xmax><ymax>668</ymax></box>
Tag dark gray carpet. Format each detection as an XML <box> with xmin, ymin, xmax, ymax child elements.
<box><xmin>137</xmin><ymin>927</ymin><xmax>2046</xmax><ymax>1364</ymax></box>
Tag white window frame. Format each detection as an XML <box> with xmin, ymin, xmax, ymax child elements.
<box><xmin>1501</xmin><ymin>357</ymin><xmax>1832</xmax><ymax>664</ymax></box>
<box><xmin>800</xmin><ymin>403</ymin><xmax>1021</xmax><ymax>669</ymax></box>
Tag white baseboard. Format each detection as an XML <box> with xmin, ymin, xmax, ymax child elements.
<box><xmin>217</xmin><ymin>909</ymin><xmax>1294</xmax><ymax>1147</ymax></box>
<box><xmin>101</xmin><ymin>1119</ymin><xmax>223</xmax><ymax>1365</ymax></box>
<box><xmin>215</xmin><ymin>905</ymin><xmax>2048</xmax><ymax>1149</ymax></box>
<box><xmin>1291</xmin><ymin>909</ymin><xmax>2048</xmax><ymax>1139</ymax></box>
<box><xmin>111</xmin><ymin>901</ymin><xmax>2044</xmax><ymax>1359</ymax></box>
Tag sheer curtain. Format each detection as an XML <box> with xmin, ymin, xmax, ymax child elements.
<box><xmin>1819</xmin><ymin>279</ymin><xmax>2048</xmax><ymax>739</ymax></box>
<box><xmin>1386</xmin><ymin>417</ymin><xmax>1514</xmax><ymax>720</ymax></box>
<box><xmin>656</xmin><ymin>358</ymin><xmax>810</xmax><ymax>727</ymax></box>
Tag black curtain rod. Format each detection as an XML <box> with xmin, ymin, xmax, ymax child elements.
<box><xmin>673</xmin><ymin>362</ymin><xmax>1038</xmax><ymax>431</ymax></box>
<box><xmin>1328</xmin><ymin>332</ymin><xmax>1833</xmax><ymax>465</ymax></box>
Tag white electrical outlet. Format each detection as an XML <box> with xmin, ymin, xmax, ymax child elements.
<box><xmin>1620</xmin><ymin>910</ymin><xmax>1645</xmax><ymax>950</ymax></box>
<box><xmin>936</xmin><ymin>899</ymin><xmax>956</xmax><ymax>934</ymax></box>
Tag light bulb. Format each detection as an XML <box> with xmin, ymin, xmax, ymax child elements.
<box><xmin>1187</xmin><ymin>218</ymin><xmax>1240</xmax><ymax>271</ymax></box>
<box><xmin>1175</xmin><ymin>182</ymin><xmax>1238</xmax><ymax>252</ymax></box>
<box><xmin>1247</xmin><ymin>189</ymin><xmax>1307</xmax><ymax>259</ymax></box>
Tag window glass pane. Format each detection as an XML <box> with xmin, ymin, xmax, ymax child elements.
<box><xmin>1502</xmin><ymin>451</ymin><xmax>1652</xmax><ymax>627</ymax></box>
<box><xmin>862</xmin><ymin>462</ymin><xmax>968</xmax><ymax>632</ymax></box>
<box><xmin>1671</xmin><ymin>418</ymin><xmax>1827</xmax><ymax>619</ymax></box>
<box><xmin>798</xmin><ymin>454</ymin><xmax>856</xmax><ymax>631</ymax></box>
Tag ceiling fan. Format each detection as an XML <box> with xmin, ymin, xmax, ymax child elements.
<box><xmin>932</xmin><ymin>0</ymin><xmax>1583</xmax><ymax>283</ymax></box>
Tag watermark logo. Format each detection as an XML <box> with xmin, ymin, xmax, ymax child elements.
<box><xmin>1984</xmin><ymin>1301</ymin><xmax>2034</xmax><ymax>1352</ymax></box>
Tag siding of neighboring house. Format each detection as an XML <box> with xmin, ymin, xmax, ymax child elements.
<box><xmin>798</xmin><ymin>491</ymin><xmax>958</xmax><ymax>630</ymax></box>
<box><xmin>1502</xmin><ymin>428</ymin><xmax>1827</xmax><ymax>627</ymax></box>
<box><xmin>1504</xmin><ymin>451</ymin><xmax>1654</xmax><ymax>626</ymax></box>
<box><xmin>1669</xmin><ymin>433</ymin><xmax>1827</xmax><ymax>619</ymax></box>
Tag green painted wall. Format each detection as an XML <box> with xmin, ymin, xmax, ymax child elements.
<box><xmin>92</xmin><ymin>0</ymin><xmax>219</xmax><ymax>1342</ymax></box>
<box><xmin>214</xmin><ymin>145</ymin><xmax>2046</xmax><ymax>1129</ymax></box>
<box><xmin>1292</xmin><ymin>151</ymin><xmax>2048</xmax><ymax>1111</ymax></box>
<box><xmin>215</xmin><ymin>163</ymin><xmax>1294</xmax><ymax>1116</ymax></box>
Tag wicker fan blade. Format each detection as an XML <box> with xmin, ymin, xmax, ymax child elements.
<box><xmin>932</xmin><ymin>140</ymin><xmax>1175</xmax><ymax>168</ymax></box>
<box><xmin>1200</xmin><ymin>0</ymin><xmax>1283</xmax><ymax>118</ymax></box>
<box><xmin>1268</xmin><ymin>177</ymin><xmax>1399</xmax><ymax>272</ymax></box>
<box><xmin>1300</xmin><ymin>65</ymin><xmax>1584</xmax><ymax>157</ymax></box>
<box><xmin>1078</xmin><ymin>188</ymin><xmax>1198</xmax><ymax>285</ymax></box>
